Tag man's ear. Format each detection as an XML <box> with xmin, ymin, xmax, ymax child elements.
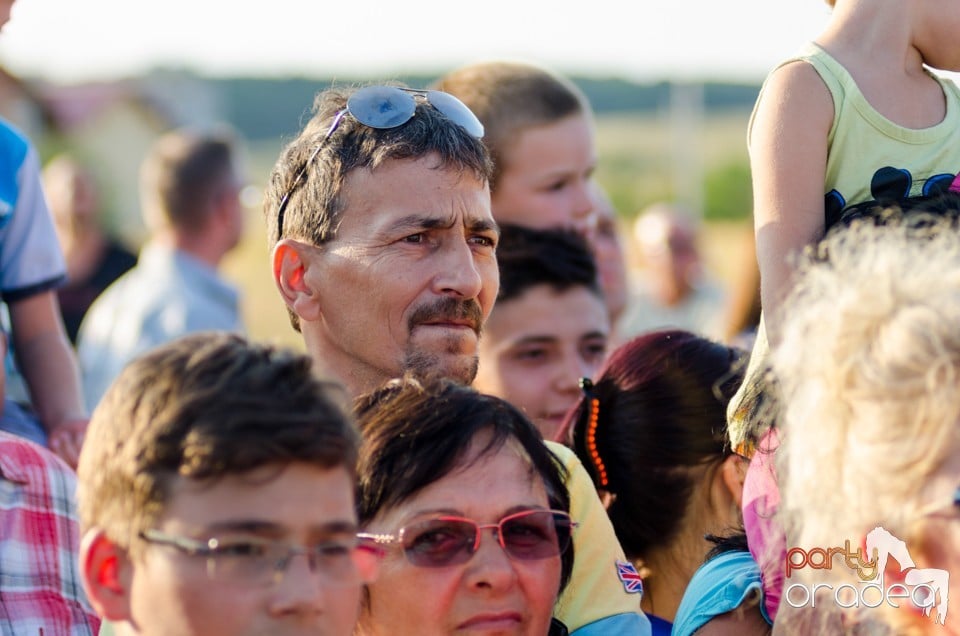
<box><xmin>273</xmin><ymin>239</ymin><xmax>322</xmax><ymax>323</ymax></box>
<box><xmin>80</xmin><ymin>529</ymin><xmax>134</xmax><ymax>621</ymax></box>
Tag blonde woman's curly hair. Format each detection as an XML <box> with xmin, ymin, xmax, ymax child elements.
<box><xmin>773</xmin><ymin>213</ymin><xmax>960</xmax><ymax>633</ymax></box>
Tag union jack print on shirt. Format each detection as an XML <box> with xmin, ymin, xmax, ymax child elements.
<box><xmin>616</xmin><ymin>559</ymin><xmax>644</xmax><ymax>595</ymax></box>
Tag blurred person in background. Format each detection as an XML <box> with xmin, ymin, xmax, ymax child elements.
<box><xmin>44</xmin><ymin>153</ymin><xmax>137</xmax><ymax>344</ymax></box>
<box><xmin>78</xmin><ymin>127</ymin><xmax>246</xmax><ymax>411</ymax></box>
<box><xmin>617</xmin><ymin>202</ymin><xmax>726</xmax><ymax>343</ymax></box>
<box><xmin>718</xmin><ymin>225</ymin><xmax>762</xmax><ymax>350</ymax></box>
<box><xmin>589</xmin><ymin>181</ymin><xmax>629</xmax><ymax>330</ymax></box>
<box><xmin>474</xmin><ymin>224</ymin><xmax>609</xmax><ymax>441</ymax></box>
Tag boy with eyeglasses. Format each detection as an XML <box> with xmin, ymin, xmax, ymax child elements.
<box><xmin>77</xmin><ymin>331</ymin><xmax>377</xmax><ymax>636</ymax></box>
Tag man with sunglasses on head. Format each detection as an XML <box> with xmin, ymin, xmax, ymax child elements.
<box><xmin>265</xmin><ymin>83</ymin><xmax>650</xmax><ymax>636</ymax></box>
<box><xmin>78</xmin><ymin>332</ymin><xmax>377</xmax><ymax>636</ymax></box>
<box><xmin>267</xmin><ymin>85</ymin><xmax>496</xmax><ymax>396</ymax></box>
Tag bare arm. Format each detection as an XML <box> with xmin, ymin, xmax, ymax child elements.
<box><xmin>749</xmin><ymin>61</ymin><xmax>834</xmax><ymax>344</ymax></box>
<box><xmin>9</xmin><ymin>290</ymin><xmax>87</xmax><ymax>467</ymax></box>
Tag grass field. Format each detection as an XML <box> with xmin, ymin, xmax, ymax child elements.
<box><xmin>594</xmin><ymin>109</ymin><xmax>752</xmax><ymax>218</ymax></box>
<box><xmin>223</xmin><ymin>111</ymin><xmax>757</xmax><ymax>349</ymax></box>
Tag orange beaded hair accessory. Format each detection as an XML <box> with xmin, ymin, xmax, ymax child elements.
<box><xmin>578</xmin><ymin>377</ymin><xmax>608</xmax><ymax>487</ymax></box>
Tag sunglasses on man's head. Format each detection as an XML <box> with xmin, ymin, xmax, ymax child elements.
<box><xmin>358</xmin><ymin>509</ymin><xmax>575</xmax><ymax>568</ymax></box>
<box><xmin>274</xmin><ymin>85</ymin><xmax>484</xmax><ymax>241</ymax></box>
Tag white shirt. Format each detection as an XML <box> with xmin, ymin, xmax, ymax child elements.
<box><xmin>615</xmin><ymin>277</ymin><xmax>727</xmax><ymax>345</ymax></box>
<box><xmin>77</xmin><ymin>242</ymin><xmax>243</xmax><ymax>411</ymax></box>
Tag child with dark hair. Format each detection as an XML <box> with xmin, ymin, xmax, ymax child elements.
<box><xmin>563</xmin><ymin>330</ymin><xmax>769</xmax><ymax>634</ymax></box>
<box><xmin>474</xmin><ymin>224</ymin><xmax>609</xmax><ymax>441</ymax></box>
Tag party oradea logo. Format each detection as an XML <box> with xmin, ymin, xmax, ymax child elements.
<box><xmin>784</xmin><ymin>526</ymin><xmax>949</xmax><ymax>625</ymax></box>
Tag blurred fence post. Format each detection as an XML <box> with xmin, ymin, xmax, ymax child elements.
<box><xmin>669</xmin><ymin>81</ymin><xmax>704</xmax><ymax>220</ymax></box>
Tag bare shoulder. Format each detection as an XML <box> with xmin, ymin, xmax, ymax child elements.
<box><xmin>765</xmin><ymin>60</ymin><xmax>830</xmax><ymax>95</ymax></box>
<box><xmin>758</xmin><ymin>61</ymin><xmax>833</xmax><ymax>124</ymax></box>
<box><xmin>750</xmin><ymin>60</ymin><xmax>833</xmax><ymax>151</ymax></box>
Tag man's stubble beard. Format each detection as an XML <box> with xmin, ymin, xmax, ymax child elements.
<box><xmin>402</xmin><ymin>334</ymin><xmax>479</xmax><ymax>386</ymax></box>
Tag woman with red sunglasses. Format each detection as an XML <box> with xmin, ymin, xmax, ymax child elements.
<box><xmin>353</xmin><ymin>376</ymin><xmax>574</xmax><ymax>636</ymax></box>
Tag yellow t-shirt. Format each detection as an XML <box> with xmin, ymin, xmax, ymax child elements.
<box><xmin>546</xmin><ymin>441</ymin><xmax>648</xmax><ymax>633</ymax></box>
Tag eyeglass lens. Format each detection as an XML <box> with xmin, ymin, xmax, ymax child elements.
<box><xmin>346</xmin><ymin>86</ymin><xmax>417</xmax><ymax>129</ymax></box>
<box><xmin>345</xmin><ymin>86</ymin><xmax>484</xmax><ymax>138</ymax></box>
<box><xmin>209</xmin><ymin>540</ymin><xmax>376</xmax><ymax>587</ymax></box>
<box><xmin>422</xmin><ymin>90</ymin><xmax>485</xmax><ymax>138</ymax></box>
<box><xmin>401</xmin><ymin>510</ymin><xmax>571</xmax><ymax>568</ymax></box>
<box><xmin>274</xmin><ymin>85</ymin><xmax>482</xmax><ymax>242</ymax></box>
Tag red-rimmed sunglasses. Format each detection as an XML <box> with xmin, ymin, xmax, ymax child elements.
<box><xmin>358</xmin><ymin>509</ymin><xmax>575</xmax><ymax>568</ymax></box>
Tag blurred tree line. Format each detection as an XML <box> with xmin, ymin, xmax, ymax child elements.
<box><xmin>184</xmin><ymin>72</ymin><xmax>759</xmax><ymax>222</ymax></box>
<box><xmin>212</xmin><ymin>74</ymin><xmax>759</xmax><ymax>142</ymax></box>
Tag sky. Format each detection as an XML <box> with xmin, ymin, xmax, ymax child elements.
<box><xmin>0</xmin><ymin>0</ymin><xmax>837</xmax><ymax>84</ymax></box>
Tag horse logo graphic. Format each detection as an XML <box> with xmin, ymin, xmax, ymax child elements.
<box><xmin>866</xmin><ymin>526</ymin><xmax>949</xmax><ymax>625</ymax></box>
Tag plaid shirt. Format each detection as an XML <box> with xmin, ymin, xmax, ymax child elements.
<box><xmin>0</xmin><ymin>432</ymin><xmax>100</xmax><ymax>635</ymax></box>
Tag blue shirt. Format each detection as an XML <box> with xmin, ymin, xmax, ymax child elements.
<box><xmin>0</xmin><ymin>119</ymin><xmax>66</xmax><ymax>301</ymax></box>
<box><xmin>0</xmin><ymin>119</ymin><xmax>67</xmax><ymax>445</ymax></box>
<box><xmin>645</xmin><ymin>612</ymin><xmax>671</xmax><ymax>636</ymax></box>
<box><xmin>77</xmin><ymin>242</ymin><xmax>243</xmax><ymax>409</ymax></box>
<box><xmin>672</xmin><ymin>550</ymin><xmax>771</xmax><ymax>636</ymax></box>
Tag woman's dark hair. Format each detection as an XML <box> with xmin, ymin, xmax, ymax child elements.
<box><xmin>354</xmin><ymin>375</ymin><xmax>573</xmax><ymax>592</ymax></box>
<box><xmin>569</xmin><ymin>329</ymin><xmax>745</xmax><ymax>559</ymax></box>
